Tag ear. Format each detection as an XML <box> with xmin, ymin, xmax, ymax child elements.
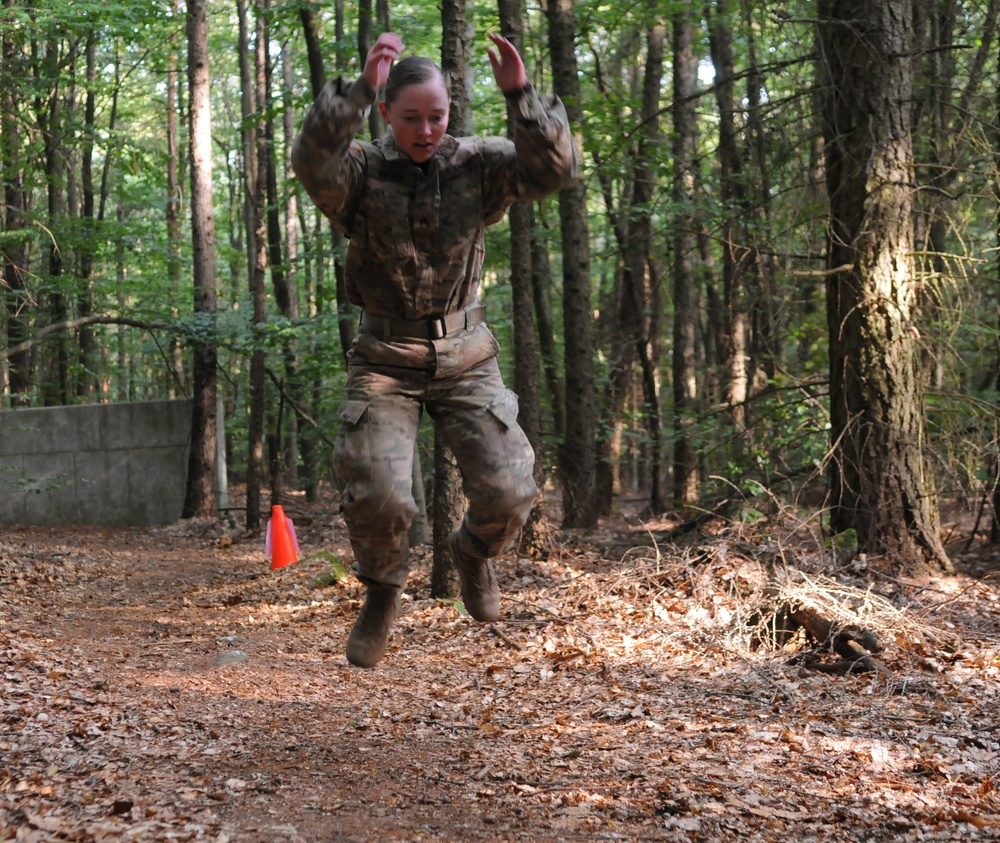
<box><xmin>378</xmin><ymin>101</ymin><xmax>390</xmax><ymax>123</ymax></box>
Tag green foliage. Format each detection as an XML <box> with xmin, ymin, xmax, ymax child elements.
<box><xmin>0</xmin><ymin>229</ymin><xmax>35</xmax><ymax>251</ymax></box>
<box><xmin>306</xmin><ymin>551</ymin><xmax>350</xmax><ymax>588</ymax></box>
<box><xmin>3</xmin><ymin>0</ymin><xmax>999</xmax><ymax>533</ymax></box>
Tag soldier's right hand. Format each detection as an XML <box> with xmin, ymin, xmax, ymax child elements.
<box><xmin>363</xmin><ymin>32</ymin><xmax>405</xmax><ymax>91</ymax></box>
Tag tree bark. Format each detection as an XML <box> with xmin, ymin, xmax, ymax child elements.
<box><xmin>530</xmin><ymin>207</ymin><xmax>565</xmax><ymax>448</ymax></box>
<box><xmin>296</xmin><ymin>6</ymin><xmax>332</xmax><ymax>502</ymax></box>
<box><xmin>246</xmin><ymin>0</ymin><xmax>269</xmax><ymax>531</ymax></box>
<box><xmin>817</xmin><ymin>0</ymin><xmax>951</xmax><ymax>573</ymax></box>
<box><xmin>38</xmin><ymin>33</ymin><xmax>69</xmax><ymax>406</ymax></box>
<box><xmin>297</xmin><ymin>5</ymin><xmax>354</xmax><ymax>361</ymax></box>
<box><xmin>706</xmin><ymin>0</ymin><xmax>752</xmax><ymax>434</ymax></box>
<box><xmin>546</xmin><ymin>0</ymin><xmax>598</xmax><ymax>528</ymax></box>
<box><xmin>166</xmin><ymin>8</ymin><xmax>185</xmax><ymax>396</ymax></box>
<box><xmin>431</xmin><ymin>436</ymin><xmax>464</xmax><ymax>598</ymax></box>
<box><xmin>182</xmin><ymin>0</ymin><xmax>219</xmax><ymax>520</ymax></box>
<box><xmin>357</xmin><ymin>0</ymin><xmax>385</xmax><ymax>139</ymax></box>
<box><xmin>671</xmin><ymin>9</ymin><xmax>701</xmax><ymax>506</ymax></box>
<box><xmin>1</xmin><ymin>0</ymin><xmax>32</xmax><ymax>405</ymax></box>
<box><xmin>282</xmin><ymin>41</ymin><xmax>305</xmax><ymax>491</ymax></box>
<box><xmin>430</xmin><ymin>0</ymin><xmax>474</xmax><ymax>597</ymax></box>
<box><xmin>262</xmin><ymin>21</ymin><xmax>301</xmax><ymax>497</ymax></box>
<box><xmin>631</xmin><ymin>9</ymin><xmax>666</xmax><ymax>514</ymax></box>
<box><xmin>76</xmin><ymin>29</ymin><xmax>97</xmax><ymax>400</ymax></box>
<box><xmin>993</xmin><ymin>41</ymin><xmax>1000</xmax><ymax>544</ymax></box>
<box><xmin>442</xmin><ymin>0</ymin><xmax>474</xmax><ymax>136</ymax></box>
<box><xmin>499</xmin><ymin>0</ymin><xmax>547</xmax><ymax>555</ymax></box>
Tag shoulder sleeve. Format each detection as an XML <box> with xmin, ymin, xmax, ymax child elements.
<box><xmin>291</xmin><ymin>77</ymin><xmax>376</xmax><ymax>230</ymax></box>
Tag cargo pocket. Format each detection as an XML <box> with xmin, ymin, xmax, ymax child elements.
<box><xmin>486</xmin><ymin>389</ymin><xmax>520</xmax><ymax>431</ymax></box>
<box><xmin>334</xmin><ymin>399</ymin><xmax>372</xmax><ymax>485</ymax></box>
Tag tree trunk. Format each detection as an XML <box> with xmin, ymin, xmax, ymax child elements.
<box><xmin>296</xmin><ymin>6</ymin><xmax>330</xmax><ymax>501</ymax></box>
<box><xmin>630</xmin><ymin>9</ymin><xmax>666</xmax><ymax>514</ymax></box>
<box><xmin>357</xmin><ymin>0</ymin><xmax>385</xmax><ymax>139</ymax></box>
<box><xmin>430</xmin><ymin>0</ymin><xmax>474</xmax><ymax>597</ymax></box>
<box><xmin>246</xmin><ymin>0</ymin><xmax>269</xmax><ymax>531</ymax></box>
<box><xmin>992</xmin><ymin>43</ymin><xmax>1000</xmax><ymax>544</ymax></box>
<box><xmin>442</xmin><ymin>0</ymin><xmax>474</xmax><ymax>136</ymax></box>
<box><xmin>182</xmin><ymin>0</ymin><xmax>218</xmax><ymax>520</ymax></box>
<box><xmin>166</xmin><ymin>9</ymin><xmax>185</xmax><ymax>396</ymax></box>
<box><xmin>546</xmin><ymin>0</ymin><xmax>598</xmax><ymax>528</ymax></box>
<box><xmin>38</xmin><ymin>34</ymin><xmax>69</xmax><ymax>407</ymax></box>
<box><xmin>1</xmin><ymin>0</ymin><xmax>31</xmax><ymax>405</ymax></box>
<box><xmin>431</xmin><ymin>436</ymin><xmax>464</xmax><ymax>598</ymax></box>
<box><xmin>76</xmin><ymin>29</ymin><xmax>97</xmax><ymax>400</ymax></box>
<box><xmin>671</xmin><ymin>9</ymin><xmax>700</xmax><ymax>506</ymax></box>
<box><xmin>707</xmin><ymin>0</ymin><xmax>752</xmax><ymax>435</ymax></box>
<box><xmin>817</xmin><ymin>0</ymin><xmax>950</xmax><ymax>573</ymax></box>
<box><xmin>263</xmin><ymin>23</ymin><xmax>301</xmax><ymax>497</ymax></box>
<box><xmin>530</xmin><ymin>207</ymin><xmax>565</xmax><ymax>448</ymax></box>
<box><xmin>499</xmin><ymin>0</ymin><xmax>547</xmax><ymax>555</ymax></box>
<box><xmin>298</xmin><ymin>4</ymin><xmax>326</xmax><ymax>98</ymax></box>
<box><xmin>282</xmin><ymin>41</ymin><xmax>305</xmax><ymax>491</ymax></box>
<box><xmin>298</xmin><ymin>4</ymin><xmax>355</xmax><ymax>362</ymax></box>
<box><xmin>237</xmin><ymin>0</ymin><xmax>257</xmax><ymax>297</ymax></box>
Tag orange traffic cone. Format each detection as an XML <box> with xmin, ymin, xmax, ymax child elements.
<box><xmin>266</xmin><ymin>505</ymin><xmax>299</xmax><ymax>570</ymax></box>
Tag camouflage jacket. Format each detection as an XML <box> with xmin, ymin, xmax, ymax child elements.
<box><xmin>291</xmin><ymin>76</ymin><xmax>577</xmax><ymax>321</ymax></box>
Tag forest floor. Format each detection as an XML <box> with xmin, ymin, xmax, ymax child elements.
<box><xmin>2</xmin><ymin>490</ymin><xmax>1000</xmax><ymax>842</ymax></box>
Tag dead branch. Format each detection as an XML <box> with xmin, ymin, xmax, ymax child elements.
<box><xmin>489</xmin><ymin>624</ymin><xmax>522</xmax><ymax>650</ymax></box>
<box><xmin>0</xmin><ymin>315</ymin><xmax>172</xmax><ymax>361</ymax></box>
<box><xmin>787</xmin><ymin>604</ymin><xmax>890</xmax><ymax>676</ymax></box>
<box><xmin>659</xmin><ymin>498</ymin><xmax>734</xmax><ymax>542</ymax></box>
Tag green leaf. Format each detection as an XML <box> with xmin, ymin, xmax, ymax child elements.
<box><xmin>303</xmin><ymin>551</ymin><xmax>350</xmax><ymax>588</ymax></box>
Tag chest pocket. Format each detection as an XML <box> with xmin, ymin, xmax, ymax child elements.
<box><xmin>365</xmin><ymin>189</ymin><xmax>416</xmax><ymax>261</ymax></box>
<box><xmin>437</xmin><ymin>164</ymin><xmax>483</xmax><ymax>254</ymax></box>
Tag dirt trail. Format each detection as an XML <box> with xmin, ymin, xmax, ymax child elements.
<box><xmin>2</xmin><ymin>512</ymin><xmax>1000</xmax><ymax>842</ymax></box>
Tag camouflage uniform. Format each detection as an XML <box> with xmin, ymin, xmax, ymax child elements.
<box><xmin>292</xmin><ymin>75</ymin><xmax>576</xmax><ymax>588</ymax></box>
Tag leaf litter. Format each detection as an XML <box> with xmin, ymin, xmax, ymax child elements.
<box><xmin>1</xmin><ymin>500</ymin><xmax>999</xmax><ymax>841</ymax></box>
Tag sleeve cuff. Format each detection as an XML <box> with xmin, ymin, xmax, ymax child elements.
<box><xmin>348</xmin><ymin>77</ymin><xmax>377</xmax><ymax>113</ymax></box>
<box><xmin>503</xmin><ymin>83</ymin><xmax>533</xmax><ymax>100</ymax></box>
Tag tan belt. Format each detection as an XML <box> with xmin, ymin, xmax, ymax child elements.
<box><xmin>358</xmin><ymin>304</ymin><xmax>485</xmax><ymax>340</ymax></box>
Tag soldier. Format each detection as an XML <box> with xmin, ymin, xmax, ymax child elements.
<box><xmin>291</xmin><ymin>31</ymin><xmax>577</xmax><ymax>667</ymax></box>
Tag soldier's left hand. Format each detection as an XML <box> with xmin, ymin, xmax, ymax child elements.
<box><xmin>486</xmin><ymin>32</ymin><xmax>527</xmax><ymax>93</ymax></box>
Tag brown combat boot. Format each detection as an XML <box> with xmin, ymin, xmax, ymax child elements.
<box><xmin>448</xmin><ymin>531</ymin><xmax>500</xmax><ymax>622</ymax></box>
<box><xmin>346</xmin><ymin>581</ymin><xmax>401</xmax><ymax>668</ymax></box>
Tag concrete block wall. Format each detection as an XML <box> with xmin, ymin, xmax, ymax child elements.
<box><xmin>0</xmin><ymin>400</ymin><xmax>192</xmax><ymax>526</ymax></box>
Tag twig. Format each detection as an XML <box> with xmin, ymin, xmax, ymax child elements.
<box><xmin>145</xmin><ymin>637</ymin><xmax>196</xmax><ymax>649</ymax></box>
<box><xmin>416</xmin><ymin>719</ymin><xmax>480</xmax><ymax>732</ymax></box>
<box><xmin>489</xmin><ymin>624</ymin><xmax>522</xmax><ymax>650</ymax></box>
<box><xmin>424</xmin><ymin>773</ymin><xmax>465</xmax><ymax>786</ymax></box>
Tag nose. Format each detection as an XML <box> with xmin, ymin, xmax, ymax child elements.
<box><xmin>417</xmin><ymin>120</ymin><xmax>433</xmax><ymax>137</ymax></box>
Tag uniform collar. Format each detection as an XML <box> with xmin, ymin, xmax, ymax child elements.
<box><xmin>379</xmin><ymin>133</ymin><xmax>459</xmax><ymax>167</ymax></box>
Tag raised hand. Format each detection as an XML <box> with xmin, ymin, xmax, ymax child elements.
<box><xmin>486</xmin><ymin>32</ymin><xmax>528</xmax><ymax>94</ymax></box>
<box><xmin>363</xmin><ymin>32</ymin><xmax>405</xmax><ymax>91</ymax></box>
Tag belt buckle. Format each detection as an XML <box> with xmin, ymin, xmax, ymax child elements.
<box><xmin>427</xmin><ymin>315</ymin><xmax>447</xmax><ymax>339</ymax></box>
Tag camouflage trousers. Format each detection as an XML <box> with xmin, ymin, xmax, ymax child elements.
<box><xmin>334</xmin><ymin>348</ymin><xmax>538</xmax><ymax>588</ymax></box>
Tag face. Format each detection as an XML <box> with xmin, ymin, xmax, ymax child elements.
<box><xmin>379</xmin><ymin>80</ymin><xmax>450</xmax><ymax>163</ymax></box>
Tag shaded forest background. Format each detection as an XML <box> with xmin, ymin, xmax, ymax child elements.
<box><xmin>2</xmin><ymin>0</ymin><xmax>1000</xmax><ymax>576</ymax></box>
